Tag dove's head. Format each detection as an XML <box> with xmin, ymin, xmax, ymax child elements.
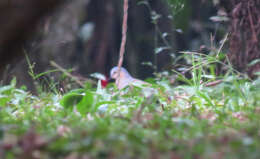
<box><xmin>110</xmin><ymin>66</ymin><xmax>132</xmax><ymax>79</ymax></box>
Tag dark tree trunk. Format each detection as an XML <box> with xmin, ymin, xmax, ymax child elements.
<box><xmin>0</xmin><ymin>0</ymin><xmax>173</xmax><ymax>91</ymax></box>
<box><xmin>221</xmin><ymin>0</ymin><xmax>260</xmax><ymax>77</ymax></box>
<box><xmin>0</xmin><ymin>0</ymin><xmax>64</xmax><ymax>78</ymax></box>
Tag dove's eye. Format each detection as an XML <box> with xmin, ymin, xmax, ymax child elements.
<box><xmin>112</xmin><ymin>70</ymin><xmax>118</xmax><ymax>77</ymax></box>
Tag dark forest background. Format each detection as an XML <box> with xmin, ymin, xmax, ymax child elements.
<box><xmin>0</xmin><ymin>0</ymin><xmax>259</xmax><ymax>92</ymax></box>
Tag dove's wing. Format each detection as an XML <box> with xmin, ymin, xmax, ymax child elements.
<box><xmin>116</xmin><ymin>76</ymin><xmax>151</xmax><ymax>90</ymax></box>
<box><xmin>132</xmin><ymin>78</ymin><xmax>156</xmax><ymax>97</ymax></box>
<box><xmin>116</xmin><ymin>77</ymin><xmax>133</xmax><ymax>89</ymax></box>
<box><xmin>116</xmin><ymin>78</ymin><xmax>147</xmax><ymax>89</ymax></box>
<box><xmin>116</xmin><ymin>77</ymin><xmax>156</xmax><ymax>97</ymax></box>
<box><xmin>131</xmin><ymin>78</ymin><xmax>149</xmax><ymax>87</ymax></box>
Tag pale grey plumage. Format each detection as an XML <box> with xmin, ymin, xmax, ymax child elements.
<box><xmin>110</xmin><ymin>67</ymin><xmax>132</xmax><ymax>79</ymax></box>
<box><xmin>110</xmin><ymin>66</ymin><xmax>148</xmax><ymax>90</ymax></box>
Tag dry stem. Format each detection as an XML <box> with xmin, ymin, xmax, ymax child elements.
<box><xmin>116</xmin><ymin>0</ymin><xmax>129</xmax><ymax>87</ymax></box>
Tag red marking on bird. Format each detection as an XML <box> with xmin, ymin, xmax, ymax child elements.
<box><xmin>101</xmin><ymin>78</ymin><xmax>108</xmax><ymax>88</ymax></box>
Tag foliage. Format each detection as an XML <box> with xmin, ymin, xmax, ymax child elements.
<box><xmin>1</xmin><ymin>53</ymin><xmax>260</xmax><ymax>158</ymax></box>
<box><xmin>1</xmin><ymin>1</ymin><xmax>260</xmax><ymax>158</ymax></box>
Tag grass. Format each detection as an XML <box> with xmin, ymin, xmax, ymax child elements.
<box><xmin>1</xmin><ymin>54</ymin><xmax>260</xmax><ymax>159</ymax></box>
<box><xmin>2</xmin><ymin>0</ymin><xmax>259</xmax><ymax>158</ymax></box>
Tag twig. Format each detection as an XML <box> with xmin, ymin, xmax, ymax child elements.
<box><xmin>116</xmin><ymin>0</ymin><xmax>129</xmax><ymax>87</ymax></box>
<box><xmin>50</xmin><ymin>61</ymin><xmax>85</xmax><ymax>87</ymax></box>
<box><xmin>204</xmin><ymin>80</ymin><xmax>223</xmax><ymax>87</ymax></box>
<box><xmin>217</xmin><ymin>33</ymin><xmax>228</xmax><ymax>57</ymax></box>
<box><xmin>161</xmin><ymin>104</ymin><xmax>165</xmax><ymax>111</ymax></box>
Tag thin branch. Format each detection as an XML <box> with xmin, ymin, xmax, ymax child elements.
<box><xmin>116</xmin><ymin>0</ymin><xmax>129</xmax><ymax>87</ymax></box>
<box><xmin>204</xmin><ymin>80</ymin><xmax>223</xmax><ymax>87</ymax></box>
<box><xmin>217</xmin><ymin>33</ymin><xmax>228</xmax><ymax>57</ymax></box>
<box><xmin>50</xmin><ymin>61</ymin><xmax>85</xmax><ymax>87</ymax></box>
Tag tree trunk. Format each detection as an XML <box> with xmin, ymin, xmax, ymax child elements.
<box><xmin>222</xmin><ymin>0</ymin><xmax>260</xmax><ymax>77</ymax></box>
<box><xmin>0</xmin><ymin>0</ymin><xmax>64</xmax><ymax>77</ymax></box>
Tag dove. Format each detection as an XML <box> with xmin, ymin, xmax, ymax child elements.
<box><xmin>110</xmin><ymin>66</ymin><xmax>149</xmax><ymax>90</ymax></box>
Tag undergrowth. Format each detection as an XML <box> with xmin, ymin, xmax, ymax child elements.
<box><xmin>0</xmin><ymin>52</ymin><xmax>260</xmax><ymax>159</ymax></box>
<box><xmin>1</xmin><ymin>1</ymin><xmax>260</xmax><ymax>158</ymax></box>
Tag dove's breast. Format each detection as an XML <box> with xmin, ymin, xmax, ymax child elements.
<box><xmin>116</xmin><ymin>77</ymin><xmax>133</xmax><ymax>89</ymax></box>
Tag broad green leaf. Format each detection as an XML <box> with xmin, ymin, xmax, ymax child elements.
<box><xmin>77</xmin><ymin>90</ymin><xmax>94</xmax><ymax>115</ymax></box>
<box><xmin>60</xmin><ymin>92</ymin><xmax>83</xmax><ymax>108</ymax></box>
<box><xmin>0</xmin><ymin>85</ymin><xmax>14</xmax><ymax>95</ymax></box>
<box><xmin>0</xmin><ymin>95</ymin><xmax>9</xmax><ymax>106</ymax></box>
